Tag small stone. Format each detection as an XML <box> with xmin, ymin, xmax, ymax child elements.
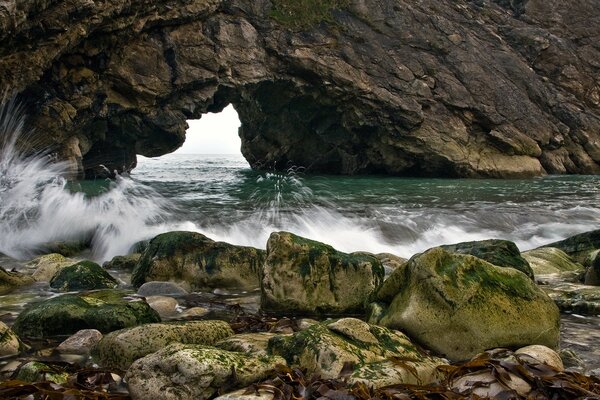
<box><xmin>559</xmin><ymin>349</ymin><xmax>585</xmax><ymax>370</ymax></box>
<box><xmin>179</xmin><ymin>307</ymin><xmax>210</xmax><ymax>319</ymax></box>
<box><xmin>515</xmin><ymin>345</ymin><xmax>564</xmax><ymax>371</ymax></box>
<box><xmin>16</xmin><ymin>361</ymin><xmax>69</xmax><ymax>384</ymax></box>
<box><xmin>146</xmin><ymin>296</ymin><xmax>178</xmax><ymax>318</ymax></box>
<box><xmin>57</xmin><ymin>329</ymin><xmax>103</xmax><ymax>355</ymax></box>
<box><xmin>137</xmin><ymin>281</ymin><xmax>189</xmax><ymax>297</ymax></box>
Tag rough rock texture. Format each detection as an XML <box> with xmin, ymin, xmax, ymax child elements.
<box><xmin>522</xmin><ymin>247</ymin><xmax>583</xmax><ymax>277</ymax></box>
<box><xmin>132</xmin><ymin>231</ymin><xmax>265</xmax><ymax>290</ymax></box>
<box><xmin>441</xmin><ymin>239</ymin><xmax>533</xmax><ymax>279</ymax></box>
<box><xmin>542</xmin><ymin>229</ymin><xmax>600</xmax><ymax>263</ymax></box>
<box><xmin>215</xmin><ymin>332</ymin><xmax>278</xmax><ymax>356</ymax></box>
<box><xmin>49</xmin><ymin>260</ymin><xmax>119</xmax><ymax>291</ymax></box>
<box><xmin>93</xmin><ymin>320</ymin><xmax>233</xmax><ymax>370</ymax></box>
<box><xmin>585</xmin><ymin>251</ymin><xmax>600</xmax><ymax>285</ymax></box>
<box><xmin>1</xmin><ymin>0</ymin><xmax>599</xmax><ymax>178</ymax></box>
<box><xmin>56</xmin><ymin>329</ymin><xmax>103</xmax><ymax>355</ymax></box>
<box><xmin>0</xmin><ymin>266</ymin><xmax>34</xmax><ymax>294</ymax></box>
<box><xmin>370</xmin><ymin>247</ymin><xmax>560</xmax><ymax>361</ymax></box>
<box><xmin>103</xmin><ymin>254</ymin><xmax>141</xmax><ymax>271</ymax></box>
<box><xmin>12</xmin><ymin>290</ymin><xmax>160</xmax><ymax>338</ymax></box>
<box><xmin>125</xmin><ymin>343</ymin><xmax>285</xmax><ymax>400</ymax></box>
<box><xmin>261</xmin><ymin>232</ymin><xmax>384</xmax><ymax>315</ymax></box>
<box><xmin>0</xmin><ymin>321</ymin><xmax>23</xmax><ymax>357</ymax></box>
<box><xmin>543</xmin><ymin>282</ymin><xmax>600</xmax><ymax>315</ymax></box>
<box><xmin>15</xmin><ymin>361</ymin><xmax>69</xmax><ymax>384</ymax></box>
<box><xmin>268</xmin><ymin>318</ymin><xmax>445</xmax><ymax>387</ymax></box>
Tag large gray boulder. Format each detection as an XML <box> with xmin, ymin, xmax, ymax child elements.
<box><xmin>125</xmin><ymin>343</ymin><xmax>285</xmax><ymax>400</ymax></box>
<box><xmin>371</xmin><ymin>247</ymin><xmax>560</xmax><ymax>361</ymax></box>
<box><xmin>132</xmin><ymin>231</ymin><xmax>265</xmax><ymax>291</ymax></box>
<box><xmin>260</xmin><ymin>232</ymin><xmax>384</xmax><ymax>315</ymax></box>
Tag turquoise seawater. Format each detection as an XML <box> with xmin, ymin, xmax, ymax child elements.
<box><xmin>129</xmin><ymin>153</ymin><xmax>600</xmax><ymax>259</ymax></box>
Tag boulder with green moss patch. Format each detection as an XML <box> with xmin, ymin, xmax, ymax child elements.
<box><xmin>441</xmin><ymin>239</ymin><xmax>533</xmax><ymax>279</ymax></box>
<box><xmin>49</xmin><ymin>260</ymin><xmax>118</xmax><ymax>291</ymax></box>
<box><xmin>103</xmin><ymin>254</ymin><xmax>141</xmax><ymax>271</ymax></box>
<box><xmin>542</xmin><ymin>229</ymin><xmax>600</xmax><ymax>263</ymax></box>
<box><xmin>125</xmin><ymin>343</ymin><xmax>285</xmax><ymax>400</ymax></box>
<box><xmin>585</xmin><ymin>251</ymin><xmax>600</xmax><ymax>285</ymax></box>
<box><xmin>132</xmin><ymin>231</ymin><xmax>265</xmax><ymax>291</ymax></box>
<box><xmin>12</xmin><ymin>290</ymin><xmax>160</xmax><ymax>338</ymax></box>
<box><xmin>268</xmin><ymin>318</ymin><xmax>445</xmax><ymax>386</ymax></box>
<box><xmin>0</xmin><ymin>321</ymin><xmax>24</xmax><ymax>357</ymax></box>
<box><xmin>371</xmin><ymin>248</ymin><xmax>560</xmax><ymax>361</ymax></box>
<box><xmin>522</xmin><ymin>247</ymin><xmax>583</xmax><ymax>277</ymax></box>
<box><xmin>261</xmin><ymin>232</ymin><xmax>384</xmax><ymax>316</ymax></box>
<box><xmin>94</xmin><ymin>320</ymin><xmax>234</xmax><ymax>370</ymax></box>
<box><xmin>0</xmin><ymin>266</ymin><xmax>34</xmax><ymax>295</ymax></box>
<box><xmin>15</xmin><ymin>361</ymin><xmax>69</xmax><ymax>384</ymax></box>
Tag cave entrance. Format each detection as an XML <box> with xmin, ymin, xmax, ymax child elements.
<box><xmin>175</xmin><ymin>104</ymin><xmax>245</xmax><ymax>158</ymax></box>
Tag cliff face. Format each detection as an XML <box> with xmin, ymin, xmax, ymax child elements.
<box><xmin>1</xmin><ymin>0</ymin><xmax>599</xmax><ymax>178</ymax></box>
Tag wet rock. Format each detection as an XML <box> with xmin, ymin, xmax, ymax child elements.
<box><xmin>269</xmin><ymin>318</ymin><xmax>445</xmax><ymax>386</ymax></box>
<box><xmin>126</xmin><ymin>343</ymin><xmax>284</xmax><ymax>400</ymax></box>
<box><xmin>452</xmin><ymin>369</ymin><xmax>531</xmax><ymax>398</ymax></box>
<box><xmin>16</xmin><ymin>361</ymin><xmax>69</xmax><ymax>384</ymax></box>
<box><xmin>261</xmin><ymin>232</ymin><xmax>384</xmax><ymax>316</ymax></box>
<box><xmin>371</xmin><ymin>248</ymin><xmax>560</xmax><ymax>361</ymax></box>
<box><xmin>296</xmin><ymin>318</ymin><xmax>319</xmax><ymax>331</ymax></box>
<box><xmin>216</xmin><ymin>332</ymin><xmax>279</xmax><ymax>356</ymax></box>
<box><xmin>522</xmin><ymin>247</ymin><xmax>584</xmax><ymax>277</ymax></box>
<box><xmin>515</xmin><ymin>345</ymin><xmax>563</xmax><ymax>371</ymax></box>
<box><xmin>40</xmin><ymin>241</ymin><xmax>88</xmax><ymax>257</ymax></box>
<box><xmin>50</xmin><ymin>260</ymin><xmax>118</xmax><ymax>291</ymax></box>
<box><xmin>0</xmin><ymin>266</ymin><xmax>34</xmax><ymax>295</ymax></box>
<box><xmin>146</xmin><ymin>295</ymin><xmax>178</xmax><ymax>318</ymax></box>
<box><xmin>93</xmin><ymin>320</ymin><xmax>233</xmax><ymax>370</ymax></box>
<box><xmin>137</xmin><ymin>281</ymin><xmax>189</xmax><ymax>297</ymax></box>
<box><xmin>542</xmin><ymin>229</ymin><xmax>600</xmax><ymax>263</ymax></box>
<box><xmin>56</xmin><ymin>329</ymin><xmax>103</xmax><ymax>355</ymax></box>
<box><xmin>103</xmin><ymin>254</ymin><xmax>141</xmax><ymax>271</ymax></box>
<box><xmin>26</xmin><ymin>253</ymin><xmax>75</xmax><ymax>281</ymax></box>
<box><xmin>441</xmin><ymin>239</ymin><xmax>534</xmax><ymax>279</ymax></box>
<box><xmin>353</xmin><ymin>252</ymin><xmax>406</xmax><ymax>276</ymax></box>
<box><xmin>132</xmin><ymin>231</ymin><xmax>265</xmax><ymax>291</ymax></box>
<box><xmin>543</xmin><ymin>282</ymin><xmax>600</xmax><ymax>315</ymax></box>
<box><xmin>584</xmin><ymin>251</ymin><xmax>600</xmax><ymax>285</ymax></box>
<box><xmin>12</xmin><ymin>290</ymin><xmax>160</xmax><ymax>338</ymax></box>
<box><xmin>559</xmin><ymin>349</ymin><xmax>585</xmax><ymax>370</ymax></box>
<box><xmin>0</xmin><ymin>321</ymin><xmax>23</xmax><ymax>357</ymax></box>
<box><xmin>178</xmin><ymin>307</ymin><xmax>209</xmax><ymax>319</ymax></box>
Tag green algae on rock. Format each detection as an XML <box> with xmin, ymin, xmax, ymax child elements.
<box><xmin>268</xmin><ymin>318</ymin><xmax>445</xmax><ymax>386</ymax></box>
<box><xmin>261</xmin><ymin>232</ymin><xmax>384</xmax><ymax>316</ymax></box>
<box><xmin>93</xmin><ymin>320</ymin><xmax>234</xmax><ymax>370</ymax></box>
<box><xmin>132</xmin><ymin>231</ymin><xmax>265</xmax><ymax>290</ymax></box>
<box><xmin>0</xmin><ymin>266</ymin><xmax>34</xmax><ymax>295</ymax></box>
<box><xmin>15</xmin><ymin>361</ymin><xmax>70</xmax><ymax>385</ymax></box>
<box><xmin>441</xmin><ymin>239</ymin><xmax>534</xmax><ymax>279</ymax></box>
<box><xmin>542</xmin><ymin>229</ymin><xmax>600</xmax><ymax>263</ymax></box>
<box><xmin>125</xmin><ymin>343</ymin><xmax>285</xmax><ymax>400</ymax></box>
<box><xmin>371</xmin><ymin>247</ymin><xmax>560</xmax><ymax>361</ymax></box>
<box><xmin>522</xmin><ymin>247</ymin><xmax>584</xmax><ymax>277</ymax></box>
<box><xmin>50</xmin><ymin>260</ymin><xmax>119</xmax><ymax>291</ymax></box>
<box><xmin>12</xmin><ymin>290</ymin><xmax>160</xmax><ymax>338</ymax></box>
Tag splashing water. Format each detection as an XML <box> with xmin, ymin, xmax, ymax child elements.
<box><xmin>0</xmin><ymin>99</ymin><xmax>174</xmax><ymax>262</ymax></box>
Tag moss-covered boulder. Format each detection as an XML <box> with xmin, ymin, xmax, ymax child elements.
<box><xmin>131</xmin><ymin>231</ymin><xmax>265</xmax><ymax>291</ymax></box>
<box><xmin>268</xmin><ymin>318</ymin><xmax>445</xmax><ymax>386</ymax></box>
<box><xmin>26</xmin><ymin>253</ymin><xmax>75</xmax><ymax>281</ymax></box>
<box><xmin>12</xmin><ymin>290</ymin><xmax>160</xmax><ymax>338</ymax></box>
<box><xmin>542</xmin><ymin>229</ymin><xmax>600</xmax><ymax>263</ymax></box>
<box><xmin>40</xmin><ymin>241</ymin><xmax>88</xmax><ymax>257</ymax></box>
<box><xmin>0</xmin><ymin>321</ymin><xmax>24</xmax><ymax>357</ymax></box>
<box><xmin>371</xmin><ymin>248</ymin><xmax>560</xmax><ymax>361</ymax></box>
<box><xmin>0</xmin><ymin>266</ymin><xmax>34</xmax><ymax>295</ymax></box>
<box><xmin>261</xmin><ymin>232</ymin><xmax>384</xmax><ymax>316</ymax></box>
<box><xmin>522</xmin><ymin>247</ymin><xmax>584</xmax><ymax>277</ymax></box>
<box><xmin>49</xmin><ymin>260</ymin><xmax>118</xmax><ymax>291</ymax></box>
<box><xmin>93</xmin><ymin>320</ymin><xmax>234</xmax><ymax>370</ymax></box>
<box><xmin>103</xmin><ymin>254</ymin><xmax>141</xmax><ymax>271</ymax></box>
<box><xmin>15</xmin><ymin>361</ymin><xmax>69</xmax><ymax>384</ymax></box>
<box><xmin>441</xmin><ymin>239</ymin><xmax>534</xmax><ymax>279</ymax></box>
<box><xmin>125</xmin><ymin>343</ymin><xmax>285</xmax><ymax>400</ymax></box>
